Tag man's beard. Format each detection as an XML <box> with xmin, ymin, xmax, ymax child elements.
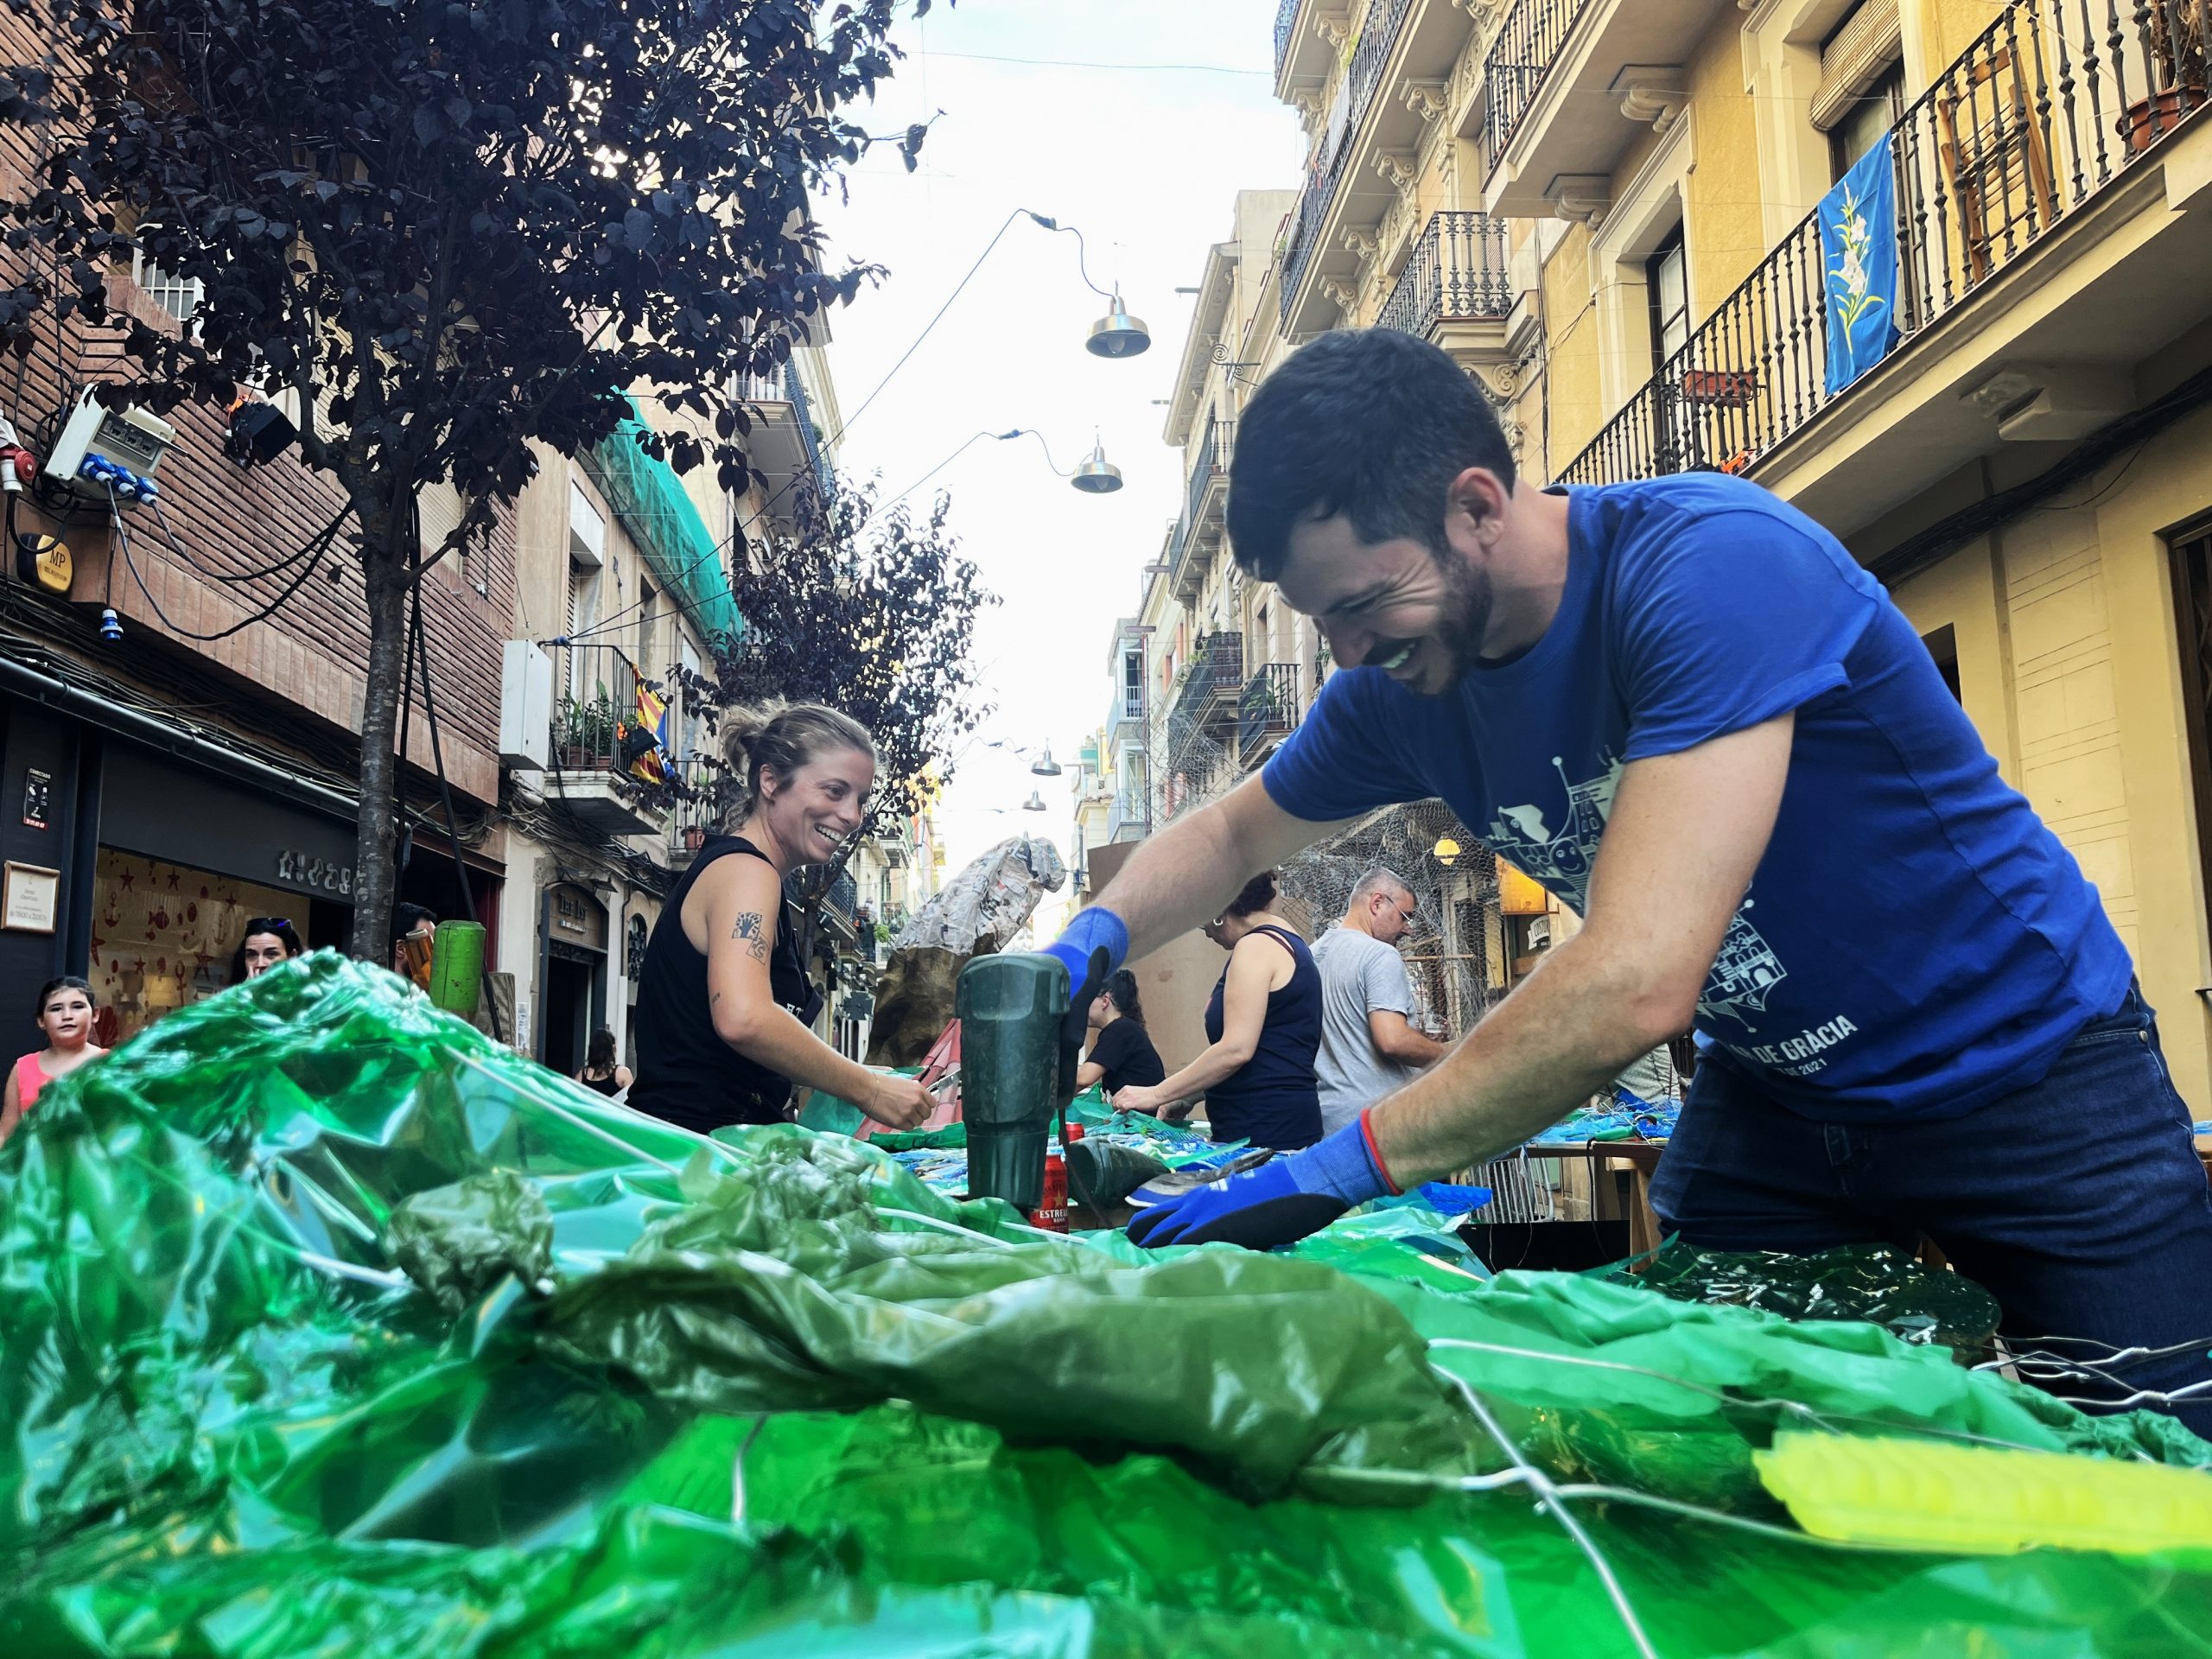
<box><xmin>1421</xmin><ymin>542</ymin><xmax>1493</xmax><ymax>693</ymax></box>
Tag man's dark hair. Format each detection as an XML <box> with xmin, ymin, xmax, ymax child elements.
<box><xmin>1226</xmin><ymin>328</ymin><xmax>1517</xmax><ymax>580</ymax></box>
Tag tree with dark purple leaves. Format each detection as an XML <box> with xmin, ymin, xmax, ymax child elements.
<box><xmin>0</xmin><ymin>0</ymin><xmax>944</xmax><ymax>956</ymax></box>
<box><xmin>677</xmin><ymin>474</ymin><xmax>995</xmax><ymax>943</ymax></box>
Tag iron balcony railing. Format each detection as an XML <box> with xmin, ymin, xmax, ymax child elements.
<box><xmin>1167</xmin><ymin>414</ymin><xmax>1231</xmax><ymax>590</ymax></box>
<box><xmin>1561</xmin><ymin>0</ymin><xmax>2209</xmax><ymax>487</ymax></box>
<box><xmin>1166</xmin><ymin>632</ymin><xmax>1246</xmax><ymax>747</ymax></box>
<box><xmin>1238</xmin><ymin>663</ymin><xmax>1302</xmax><ymax>763</ymax></box>
<box><xmin>1482</xmin><ymin>0</ymin><xmax>1596</xmax><ymax>176</ymax></box>
<box><xmin>1281</xmin><ymin>0</ymin><xmax>1417</xmax><ymax>323</ymax></box>
<box><xmin>1188</xmin><ymin>413</ymin><xmax>1228</xmax><ymax>522</ymax></box>
<box><xmin>669</xmin><ymin>785</ymin><xmax>721</xmax><ymax>865</ymax></box>
<box><xmin>784</xmin><ymin>360</ymin><xmax>835</xmax><ymax>496</ymax></box>
<box><xmin>1376</xmin><ymin>212</ymin><xmax>1515</xmax><ymax>337</ymax></box>
<box><xmin>550</xmin><ymin>643</ymin><xmax>645</xmax><ymax>773</ymax></box>
<box><xmin>824</xmin><ymin>869</ymin><xmax>860</xmax><ymax>928</ymax></box>
<box><xmin>1274</xmin><ymin>0</ymin><xmax>1302</xmax><ymax>80</ymax></box>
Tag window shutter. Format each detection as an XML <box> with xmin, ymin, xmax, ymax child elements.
<box><xmin>1810</xmin><ymin>0</ymin><xmax>1903</xmax><ymax>132</ymax></box>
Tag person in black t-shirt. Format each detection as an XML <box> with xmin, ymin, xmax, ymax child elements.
<box><xmin>1077</xmin><ymin>969</ymin><xmax>1166</xmax><ymax>1097</ymax></box>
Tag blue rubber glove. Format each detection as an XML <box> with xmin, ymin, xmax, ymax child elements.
<box><xmin>1042</xmin><ymin>907</ymin><xmax>1128</xmax><ymax>1102</ymax></box>
<box><xmin>1042</xmin><ymin>907</ymin><xmax>1128</xmax><ymax>1008</ymax></box>
<box><xmin>1126</xmin><ymin>1113</ymin><xmax>1400</xmax><ymax>1250</ymax></box>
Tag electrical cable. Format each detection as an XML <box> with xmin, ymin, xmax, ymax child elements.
<box><xmin>107</xmin><ymin>482</ymin><xmax>353</xmax><ymax>642</ymax></box>
<box><xmin>1872</xmin><ymin>362</ymin><xmax>2212</xmax><ymax>586</ymax></box>
<box><xmin>555</xmin><ymin>203</ymin><xmax>1110</xmax><ymax>655</ymax></box>
<box><xmin>149</xmin><ymin>492</ymin><xmax>345</xmax><ymax>584</ymax></box>
<box><xmin>827</xmin><ymin>206</ymin><xmax>1032</xmax><ymax>453</ymax></box>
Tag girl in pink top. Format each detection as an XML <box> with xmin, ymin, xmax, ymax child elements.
<box><xmin>1</xmin><ymin>975</ymin><xmax>106</xmax><ymax>1144</ymax></box>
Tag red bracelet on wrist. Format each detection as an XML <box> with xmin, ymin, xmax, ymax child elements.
<box><xmin>1357</xmin><ymin>1109</ymin><xmax>1404</xmax><ymax>1196</ymax></box>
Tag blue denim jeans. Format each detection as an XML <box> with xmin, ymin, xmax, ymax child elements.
<box><xmin>1651</xmin><ymin>986</ymin><xmax>2212</xmax><ymax>1435</ymax></box>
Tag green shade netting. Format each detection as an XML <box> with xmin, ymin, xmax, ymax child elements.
<box><xmin>582</xmin><ymin>396</ymin><xmax>741</xmax><ymax>648</ymax></box>
<box><xmin>4</xmin><ymin>954</ymin><xmax>2210</xmax><ymax>1656</ymax></box>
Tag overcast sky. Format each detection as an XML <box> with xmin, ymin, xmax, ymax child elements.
<box><xmin>809</xmin><ymin>1</ymin><xmax>1301</xmax><ymax>899</ymax></box>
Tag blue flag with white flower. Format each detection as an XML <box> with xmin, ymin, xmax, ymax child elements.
<box><xmin>1819</xmin><ymin>133</ymin><xmax>1902</xmax><ymax>395</ymax></box>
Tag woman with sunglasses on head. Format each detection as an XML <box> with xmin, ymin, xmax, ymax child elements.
<box><xmin>232</xmin><ymin>916</ymin><xmax>307</xmax><ymax>984</ymax></box>
<box><xmin>1076</xmin><ymin>969</ymin><xmax>1165</xmax><ymax>1097</ymax></box>
<box><xmin>2</xmin><ymin>976</ymin><xmax>106</xmax><ymax>1145</ymax></box>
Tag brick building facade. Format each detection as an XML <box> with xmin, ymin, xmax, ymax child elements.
<box><xmin>0</xmin><ymin>4</ymin><xmax>512</xmax><ymax>1034</ymax></box>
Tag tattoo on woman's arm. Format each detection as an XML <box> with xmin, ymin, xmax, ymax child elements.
<box><xmin>732</xmin><ymin>911</ymin><xmax>769</xmax><ymax>962</ymax></box>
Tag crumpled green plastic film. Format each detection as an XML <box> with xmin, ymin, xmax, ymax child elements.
<box><xmin>1605</xmin><ymin>1237</ymin><xmax>2004</xmax><ymax>1355</ymax></box>
<box><xmin>6</xmin><ymin>953</ymin><xmax>2212</xmax><ymax>1659</ymax></box>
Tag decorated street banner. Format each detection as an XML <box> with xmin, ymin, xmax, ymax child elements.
<box><xmin>1819</xmin><ymin>132</ymin><xmax>1903</xmax><ymax>396</ymax></box>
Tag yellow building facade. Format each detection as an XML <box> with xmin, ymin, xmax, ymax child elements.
<box><xmin>1243</xmin><ymin>0</ymin><xmax>2212</xmax><ymax>1105</ymax></box>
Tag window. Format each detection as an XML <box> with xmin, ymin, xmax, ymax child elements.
<box><xmin>1920</xmin><ymin>624</ymin><xmax>1962</xmax><ymax>703</ymax></box>
<box><xmin>1121</xmin><ymin>648</ymin><xmax>1144</xmax><ymax>720</ymax></box>
<box><xmin>566</xmin><ymin>562</ymin><xmax>601</xmax><ymax>697</ymax></box>
<box><xmin>2167</xmin><ymin>521</ymin><xmax>2212</xmax><ymax>929</ymax></box>
<box><xmin>130</xmin><ymin>250</ymin><xmax>203</xmax><ymax>325</ymax></box>
<box><xmin>1830</xmin><ymin>61</ymin><xmax>1906</xmax><ymax>181</ymax></box>
<box><xmin>637</xmin><ymin>580</ymin><xmax>658</xmax><ymax>670</ymax></box>
<box><xmin>1646</xmin><ymin>229</ymin><xmax>1688</xmax><ymax>373</ymax></box>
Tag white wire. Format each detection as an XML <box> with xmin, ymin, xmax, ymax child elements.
<box><xmin>1432</xmin><ymin>1363</ymin><xmax>1661</xmax><ymax>1659</ymax></box>
<box><xmin>876</xmin><ymin>1206</ymin><xmax>1016</xmax><ymax>1248</ymax></box>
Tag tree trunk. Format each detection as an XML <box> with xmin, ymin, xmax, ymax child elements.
<box><xmin>349</xmin><ymin>511</ymin><xmax>410</xmax><ymax>960</ymax></box>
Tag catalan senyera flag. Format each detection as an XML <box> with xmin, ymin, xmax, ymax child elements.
<box><xmin>623</xmin><ymin>678</ymin><xmax>671</xmax><ymax>785</ymax></box>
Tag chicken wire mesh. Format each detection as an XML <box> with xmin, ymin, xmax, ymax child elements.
<box><xmin>1154</xmin><ymin>706</ymin><xmax>1562</xmax><ymax>1218</ymax></box>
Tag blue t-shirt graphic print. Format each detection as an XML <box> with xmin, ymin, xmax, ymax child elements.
<box><xmin>1262</xmin><ymin>474</ymin><xmax>2132</xmax><ymax>1122</ymax></box>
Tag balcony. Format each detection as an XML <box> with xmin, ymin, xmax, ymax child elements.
<box><xmin>667</xmin><ymin>785</ymin><xmax>721</xmax><ymax>870</ymax></box>
<box><xmin>1166</xmin><ymin>414</ymin><xmax>1232</xmax><ymax>601</ymax></box>
<box><xmin>1104</xmin><ymin>690</ymin><xmax>1147</xmax><ymax>753</ymax></box>
<box><xmin>1279</xmin><ymin>0</ymin><xmax>1475</xmax><ymax>338</ymax></box>
<box><xmin>548</xmin><ymin>644</ymin><xmax>665</xmax><ymax>837</ymax></box>
<box><xmin>821</xmin><ymin>868</ymin><xmax>861</xmax><ymax>933</ymax></box>
<box><xmin>1164</xmin><ymin>631</ymin><xmax>1246</xmax><ymax>781</ymax></box>
<box><xmin>1375</xmin><ymin>211</ymin><xmax>1515</xmax><ymax>346</ymax></box>
<box><xmin>1274</xmin><ymin>0</ymin><xmax>1323</xmax><ymax>94</ymax></box>
<box><xmin>735</xmin><ymin>362</ymin><xmax>833</xmax><ymax>516</ymax></box>
<box><xmin>1481</xmin><ymin>0</ymin><xmax>1732</xmax><ymax>219</ymax></box>
<box><xmin>1105</xmin><ymin>785</ymin><xmax>1152</xmax><ymax>843</ymax></box>
<box><xmin>1238</xmin><ymin>664</ymin><xmax>1303</xmax><ymax>767</ymax></box>
<box><xmin>1560</xmin><ymin>0</ymin><xmax>2212</xmax><ymax>544</ymax></box>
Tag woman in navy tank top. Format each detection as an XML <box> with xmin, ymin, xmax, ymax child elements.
<box><xmin>1111</xmin><ymin>870</ymin><xmax>1323</xmax><ymax>1150</ymax></box>
<box><xmin>628</xmin><ymin>702</ymin><xmax>933</xmax><ymax>1138</ymax></box>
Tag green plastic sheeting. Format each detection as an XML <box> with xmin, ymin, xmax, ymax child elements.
<box><xmin>580</xmin><ymin>395</ymin><xmax>742</xmax><ymax>648</ymax></box>
<box><xmin>5</xmin><ymin>954</ymin><xmax>2211</xmax><ymax>1657</ymax></box>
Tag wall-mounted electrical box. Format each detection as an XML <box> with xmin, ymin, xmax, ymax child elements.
<box><xmin>499</xmin><ymin>639</ymin><xmax>553</xmax><ymax>772</ymax></box>
<box><xmin>41</xmin><ymin>390</ymin><xmax>178</xmax><ymax>499</ymax></box>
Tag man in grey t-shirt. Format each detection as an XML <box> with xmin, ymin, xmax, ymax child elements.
<box><xmin>1312</xmin><ymin>868</ymin><xmax>1451</xmax><ymax>1135</ymax></box>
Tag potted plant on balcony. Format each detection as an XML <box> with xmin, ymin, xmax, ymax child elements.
<box><xmin>557</xmin><ymin>688</ymin><xmax>619</xmax><ymax>771</ymax></box>
<box><xmin>2121</xmin><ymin>0</ymin><xmax>2208</xmax><ymax>156</ymax></box>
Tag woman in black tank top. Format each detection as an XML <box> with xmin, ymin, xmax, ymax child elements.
<box><xmin>627</xmin><ymin>702</ymin><xmax>934</xmax><ymax>1139</ymax></box>
<box><xmin>576</xmin><ymin>1026</ymin><xmax>632</xmax><ymax>1096</ymax></box>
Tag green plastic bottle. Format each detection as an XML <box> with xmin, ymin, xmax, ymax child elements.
<box><xmin>955</xmin><ymin>952</ymin><xmax>1068</xmax><ymax>1211</ymax></box>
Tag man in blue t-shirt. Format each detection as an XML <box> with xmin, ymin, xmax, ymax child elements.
<box><xmin>1044</xmin><ymin>327</ymin><xmax>2212</xmax><ymax>1430</ymax></box>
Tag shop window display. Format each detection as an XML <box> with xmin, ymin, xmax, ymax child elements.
<box><xmin>91</xmin><ymin>850</ymin><xmax>306</xmax><ymax>1042</ymax></box>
